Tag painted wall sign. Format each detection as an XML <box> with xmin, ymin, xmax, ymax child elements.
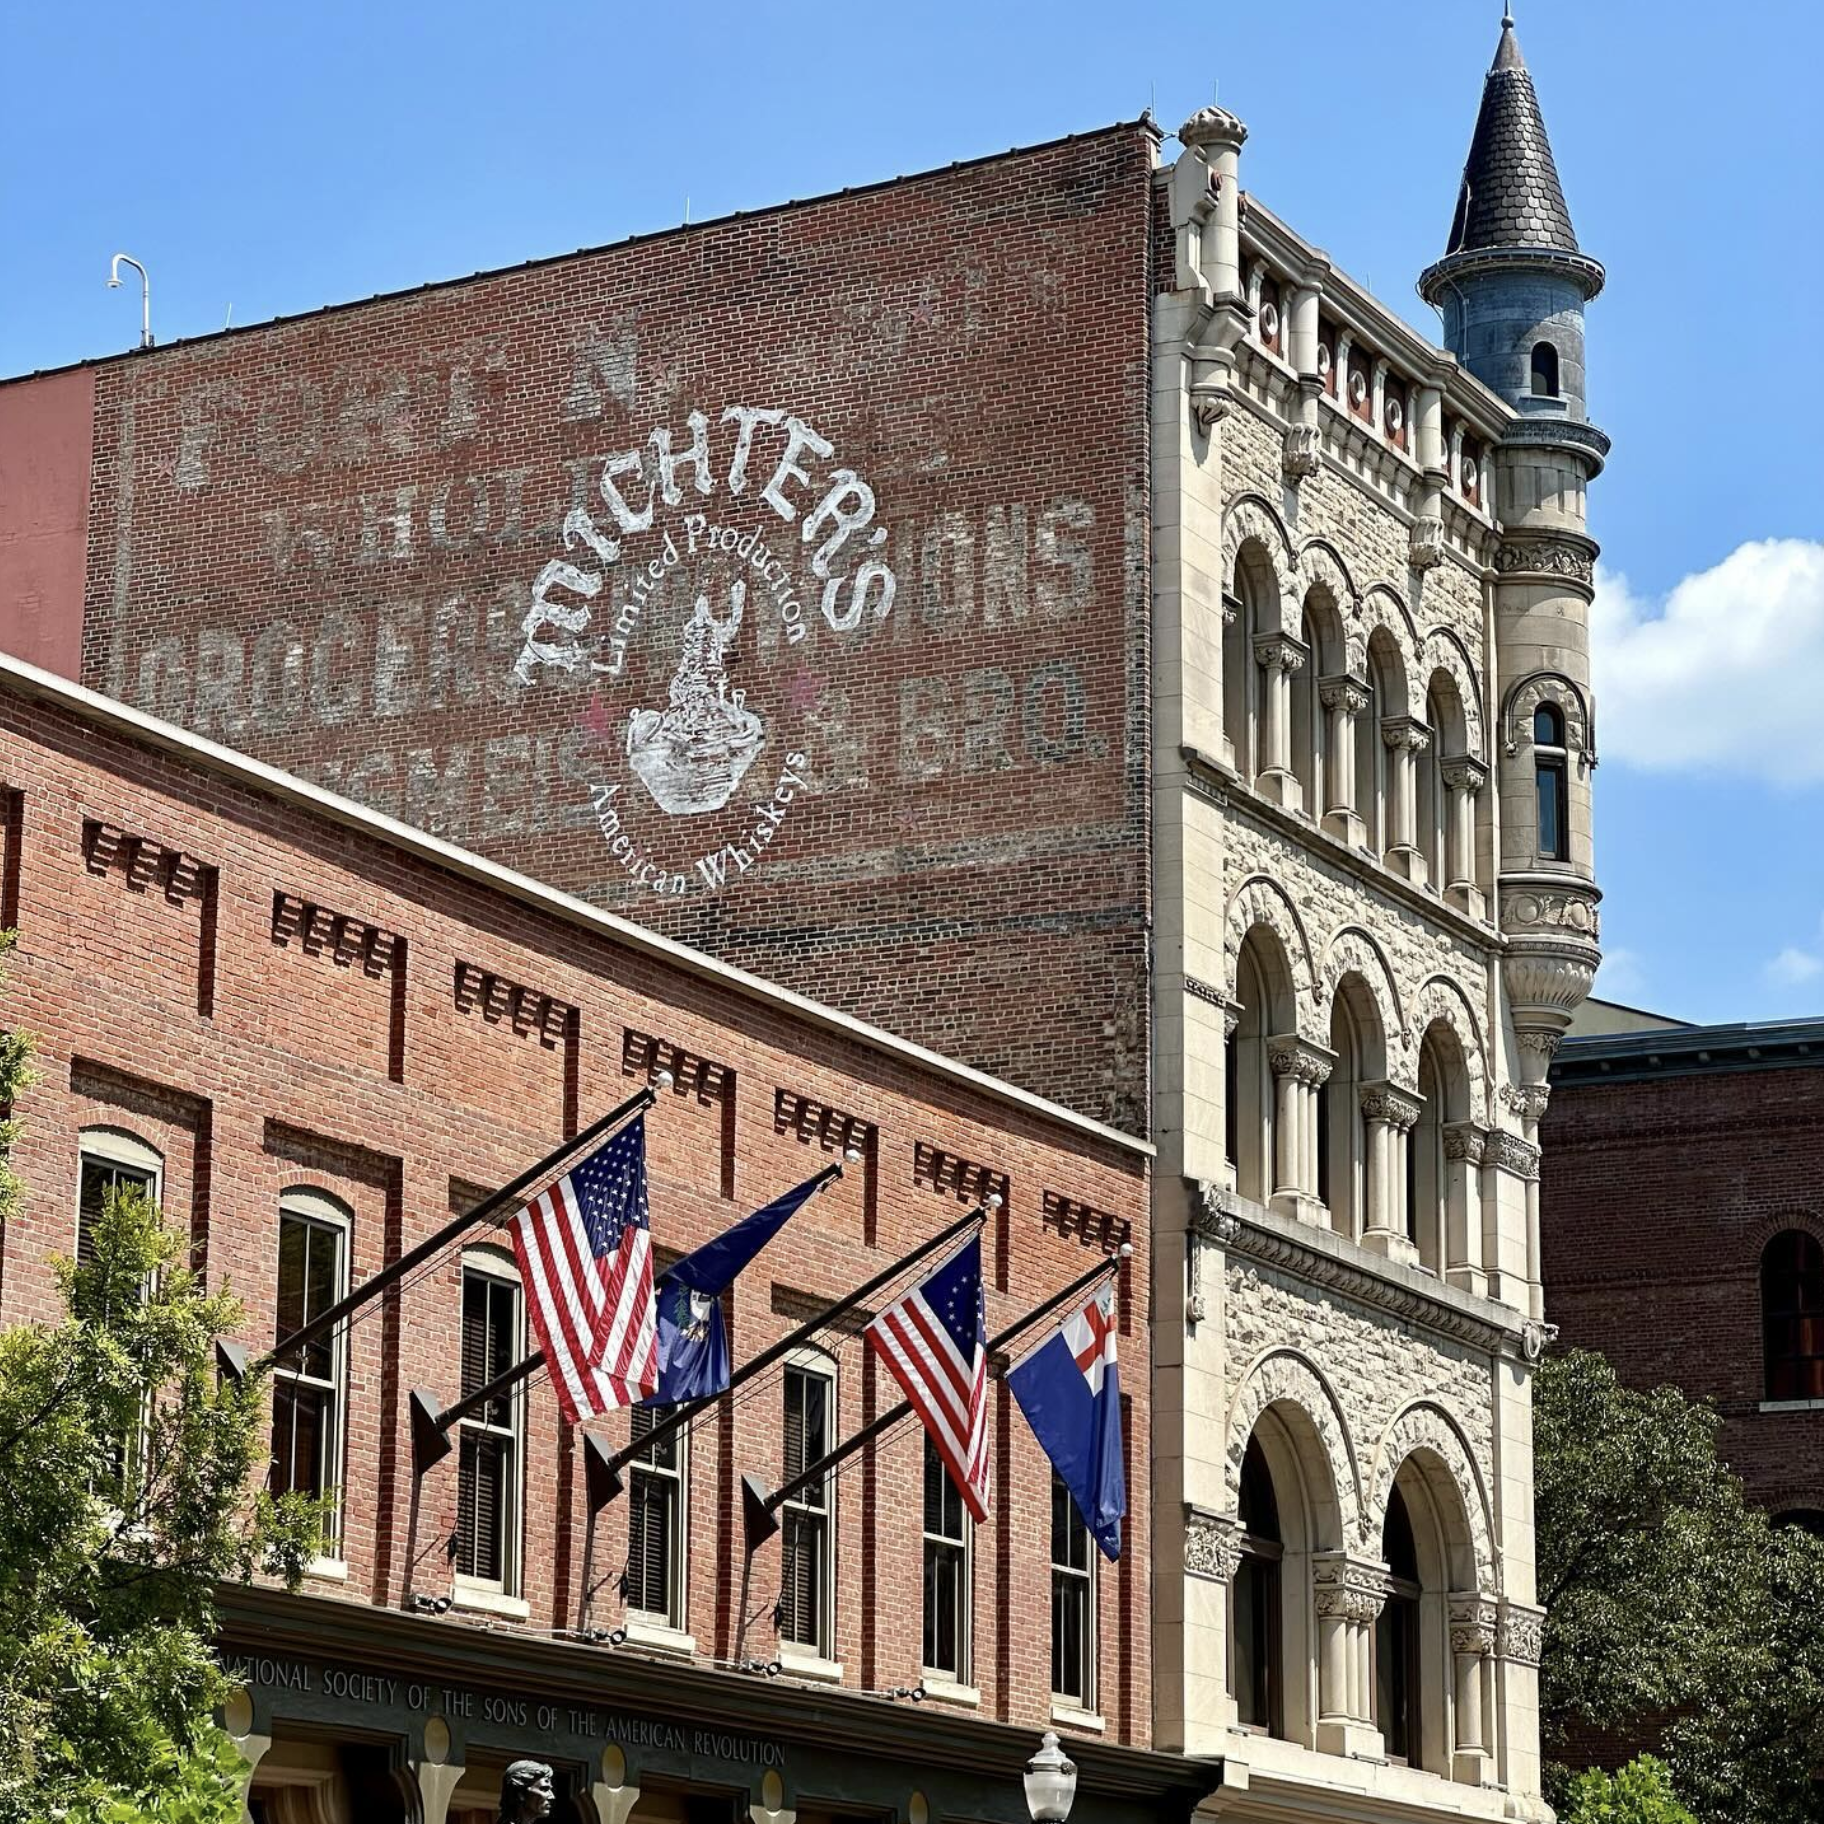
<box><xmin>510</xmin><ymin>406</ymin><xmax>894</xmax><ymax>896</ymax></box>
<box><xmin>220</xmin><ymin>1654</ymin><xmax>787</xmax><ymax>1766</ymax></box>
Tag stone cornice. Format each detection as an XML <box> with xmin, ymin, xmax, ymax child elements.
<box><xmin>1178</xmin><ymin>745</ymin><xmax>1500</xmax><ymax>955</ymax></box>
<box><xmin>1240</xmin><ymin>197</ymin><xmax>1513</xmax><ymax>439</ymax></box>
<box><xmin>1191</xmin><ymin>1180</ymin><xmax>1534</xmax><ymax>1357</ymax></box>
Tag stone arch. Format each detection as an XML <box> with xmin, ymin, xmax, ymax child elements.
<box><xmin>1406</xmin><ymin>974</ymin><xmax>1490</xmax><ymax>1118</ymax></box>
<box><xmin>1419</xmin><ymin>628</ymin><xmax>1484</xmax><ymax>758</ymax></box>
<box><xmin>1364</xmin><ymin>1400</ymin><xmax>1497</xmax><ymax>1595</ymax></box>
<box><xmin>1318</xmin><ymin>925</ymin><xmax>1407</xmax><ymax>1048</ymax></box>
<box><xmin>1224</xmin><ymin>492</ymin><xmax>1298</xmax><ymax>623</ymax></box>
<box><xmin>1503</xmin><ymin>670</ymin><xmax>1595</xmax><ymax>768</ymax></box>
<box><xmin>1295</xmin><ymin>537</ymin><xmax>1359</xmax><ymax>618</ymax></box>
<box><xmin>1354</xmin><ymin>583</ymin><xmax>1421</xmax><ymax>707</ymax></box>
<box><xmin>1225</xmin><ymin>873</ymin><xmax>1319</xmax><ymax>1008</ymax></box>
<box><xmin>1226</xmin><ymin>1346</ymin><xmax>1363</xmax><ymax>1546</ymax></box>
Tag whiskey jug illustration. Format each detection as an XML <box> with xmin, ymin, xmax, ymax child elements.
<box><xmin>626</xmin><ymin>580</ymin><xmax>765</xmax><ymax>816</ymax></box>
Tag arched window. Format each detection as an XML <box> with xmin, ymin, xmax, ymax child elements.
<box><xmin>1324</xmin><ymin>983</ymin><xmax>1381</xmax><ymax>1243</ymax></box>
<box><xmin>1231</xmin><ymin>931</ymin><xmax>1294</xmax><ymax>1203</ymax></box>
<box><xmin>1763</xmin><ymin>1230</ymin><xmax>1824</xmax><ymax>1402</ymax></box>
<box><xmin>76</xmin><ymin>1125</ymin><xmax>164</xmax><ymax>1263</ymax></box>
<box><xmin>1223</xmin><ymin>590</ymin><xmax>1252</xmax><ymax>777</ymax></box>
<box><xmin>454</xmin><ymin>1245</ymin><xmax>527</xmax><ymax>1611</ymax></box>
<box><xmin>1376</xmin><ymin>1486</ymin><xmax>1422</xmax><ymax>1765</ymax></box>
<box><xmin>1413</xmin><ymin>1043</ymin><xmax>1443</xmax><ymax>1273</ymax></box>
<box><xmin>1232</xmin><ymin>1437</ymin><xmax>1284</xmax><ymax>1736</ymax></box>
<box><xmin>1530</xmin><ymin>342</ymin><xmax>1560</xmax><ymax>398</ymax></box>
<box><xmin>271</xmin><ymin>1187</ymin><xmax>352</xmax><ymax>1555</ymax></box>
<box><xmin>1533</xmin><ymin>704</ymin><xmax>1569</xmax><ymax>862</ymax></box>
<box><xmin>1291</xmin><ymin>605</ymin><xmax>1321</xmax><ymax>814</ymax></box>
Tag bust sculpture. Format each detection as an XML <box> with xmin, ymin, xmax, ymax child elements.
<box><xmin>499</xmin><ymin>1760</ymin><xmax>556</xmax><ymax>1823</ymax></box>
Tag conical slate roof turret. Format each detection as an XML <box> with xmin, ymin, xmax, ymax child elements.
<box><xmin>1445</xmin><ymin>10</ymin><xmax>1579</xmax><ymax>256</ymax></box>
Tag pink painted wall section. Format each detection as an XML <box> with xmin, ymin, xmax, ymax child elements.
<box><xmin>0</xmin><ymin>368</ymin><xmax>95</xmax><ymax>680</ymax></box>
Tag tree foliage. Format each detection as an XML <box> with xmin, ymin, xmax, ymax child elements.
<box><xmin>0</xmin><ymin>1172</ymin><xmax>323</xmax><ymax>1822</ymax></box>
<box><xmin>1536</xmin><ymin>1348</ymin><xmax>1824</xmax><ymax>1824</ymax></box>
<box><xmin>1561</xmin><ymin>1757</ymin><xmax>1699</xmax><ymax>1824</ymax></box>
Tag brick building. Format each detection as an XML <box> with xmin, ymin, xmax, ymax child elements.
<box><xmin>0</xmin><ymin>653</ymin><xmax>1201</xmax><ymax>1822</ymax></box>
<box><xmin>1</xmin><ymin>14</ymin><xmax>1610</xmax><ymax>1824</ymax></box>
<box><xmin>1543</xmin><ymin>1018</ymin><xmax>1824</xmax><ymax>1529</ymax></box>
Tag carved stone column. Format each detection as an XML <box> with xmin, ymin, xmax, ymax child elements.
<box><xmin>1449</xmin><ymin>1596</ymin><xmax>1499</xmax><ymax>1785</ymax></box>
<box><xmin>1314</xmin><ymin>1553</ymin><xmax>1389</xmax><ymax>1758</ymax></box>
<box><xmin>1380</xmin><ymin>716</ymin><xmax>1431</xmax><ymax>882</ymax></box>
<box><xmin>1186</xmin><ymin>1508</ymin><xmax>1245</xmax><ymax>1730</ymax></box>
<box><xmin>1442</xmin><ymin>1123</ymin><xmax>1487</xmax><ymax>1296</ymax></box>
<box><xmin>1253</xmin><ymin>632</ymin><xmax>1310</xmax><ymax>809</ymax></box>
<box><xmin>1441</xmin><ymin>755</ymin><xmax>1488</xmax><ymax>917</ymax></box>
<box><xmin>1360</xmin><ymin>1084</ymin><xmax>1422</xmax><ymax>1264</ymax></box>
<box><xmin>1319</xmin><ymin>676</ymin><xmax>1369</xmax><ymax>847</ymax></box>
<box><xmin>1267</xmin><ymin>1035</ymin><xmax>1334</xmax><ymax>1225</ymax></box>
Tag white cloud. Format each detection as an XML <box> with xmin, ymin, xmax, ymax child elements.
<box><xmin>1591</xmin><ymin>538</ymin><xmax>1824</xmax><ymax>784</ymax></box>
<box><xmin>1593</xmin><ymin>945</ymin><xmax>1648</xmax><ymax>1004</ymax></box>
<box><xmin>1767</xmin><ymin>946</ymin><xmax>1824</xmax><ymax>988</ymax></box>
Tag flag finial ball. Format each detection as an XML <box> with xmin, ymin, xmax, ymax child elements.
<box><xmin>653</xmin><ymin>1069</ymin><xmax>675</xmax><ymax>1091</ymax></box>
<box><xmin>843</xmin><ymin>1147</ymin><xmax>864</xmax><ymax>1165</ymax></box>
<box><xmin>985</xmin><ymin>1192</ymin><xmax>1004</xmax><ymax>1212</ymax></box>
<box><xmin>1119</xmin><ymin>1242</ymin><xmax>1133</xmax><ymax>1260</ymax></box>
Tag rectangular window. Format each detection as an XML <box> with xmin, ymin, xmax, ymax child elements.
<box><xmin>922</xmin><ymin>1436</ymin><xmax>970</xmax><ymax>1681</ymax></box>
<box><xmin>1050</xmin><ymin>1473</ymin><xmax>1094</xmax><ymax>1707</ymax></box>
<box><xmin>627</xmin><ymin>1406</ymin><xmax>687</xmax><ymax>1629</ymax></box>
<box><xmin>779</xmin><ymin>1363</ymin><xmax>833</xmax><ymax>1655</ymax></box>
<box><xmin>269</xmin><ymin>1203</ymin><xmax>348</xmax><ymax>1546</ymax></box>
<box><xmin>77</xmin><ymin>1139</ymin><xmax>162</xmax><ymax>1495</ymax></box>
<box><xmin>456</xmin><ymin>1266</ymin><xmax>523</xmax><ymax>1593</ymax></box>
<box><xmin>1536</xmin><ymin>757</ymin><xmax>1567</xmax><ymax>861</ymax></box>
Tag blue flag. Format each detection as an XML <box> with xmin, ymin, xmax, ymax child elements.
<box><xmin>647</xmin><ymin>1173</ymin><xmax>821</xmax><ymax>1405</ymax></box>
<box><xmin>1007</xmin><ymin>1281</ymin><xmax>1125</xmax><ymax>1560</ymax></box>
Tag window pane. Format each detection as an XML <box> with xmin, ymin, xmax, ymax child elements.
<box><xmin>270</xmin><ymin>1378</ymin><xmax>327</xmax><ymax>1499</ymax></box>
<box><xmin>78</xmin><ymin>1158</ymin><xmax>154</xmax><ymax>1263</ymax></box>
<box><xmin>780</xmin><ymin>1509</ymin><xmax>825</xmax><ymax>1648</ymax></box>
<box><xmin>1050</xmin><ymin>1473</ymin><xmax>1091</xmax><ymax>1703</ymax></box>
<box><xmin>1534</xmin><ymin>705</ymin><xmax>1563</xmax><ymax>748</ymax></box>
<box><xmin>457</xmin><ymin>1431</ymin><xmax>509</xmax><ymax>1581</ymax></box>
<box><xmin>1537</xmin><ymin>760</ymin><xmax>1566</xmax><ymax>860</ymax></box>
<box><xmin>628</xmin><ymin>1467</ymin><xmax>675</xmax><ymax>1618</ymax></box>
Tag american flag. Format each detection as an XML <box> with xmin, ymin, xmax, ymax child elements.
<box><xmin>508</xmin><ymin>1116</ymin><xmax>657</xmax><ymax>1423</ymax></box>
<box><xmin>865</xmin><ymin>1236</ymin><xmax>990</xmax><ymax>1521</ymax></box>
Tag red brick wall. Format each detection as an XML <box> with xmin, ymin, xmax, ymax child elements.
<box><xmin>1540</xmin><ymin>1065</ymin><xmax>1824</xmax><ymax>1519</ymax></box>
<box><xmin>38</xmin><ymin>126</ymin><xmax>1155</xmax><ymax>1134</ymax></box>
<box><xmin>0</xmin><ymin>679</ymin><xmax>1151</xmax><ymax>1744</ymax></box>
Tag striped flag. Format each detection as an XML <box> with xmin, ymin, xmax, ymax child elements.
<box><xmin>508</xmin><ymin>1116</ymin><xmax>657</xmax><ymax>1422</ymax></box>
<box><xmin>865</xmin><ymin>1236</ymin><xmax>990</xmax><ymax>1521</ymax></box>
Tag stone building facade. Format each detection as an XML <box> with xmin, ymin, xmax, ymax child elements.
<box><xmin>1146</xmin><ymin>19</ymin><xmax>1602</xmax><ymax>1819</ymax></box>
<box><xmin>1543</xmin><ymin>1018</ymin><xmax>1824</xmax><ymax>1530</ymax></box>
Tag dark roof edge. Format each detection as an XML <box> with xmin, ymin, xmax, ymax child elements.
<box><xmin>1</xmin><ymin>118</ymin><xmax>1151</xmax><ymax>390</ymax></box>
<box><xmin>1552</xmin><ymin>1017</ymin><xmax>1824</xmax><ymax>1086</ymax></box>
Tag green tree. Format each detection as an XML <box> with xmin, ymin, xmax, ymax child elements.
<box><xmin>1535</xmin><ymin>1348</ymin><xmax>1824</xmax><ymax>1824</ymax></box>
<box><xmin>1560</xmin><ymin>1756</ymin><xmax>1699</xmax><ymax>1824</ymax></box>
<box><xmin>0</xmin><ymin>1081</ymin><xmax>322</xmax><ymax>1821</ymax></box>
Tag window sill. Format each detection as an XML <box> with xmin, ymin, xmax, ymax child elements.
<box><xmin>622</xmin><ymin>1617</ymin><xmax>697</xmax><ymax>1657</ymax></box>
<box><xmin>305</xmin><ymin>1555</ymin><xmax>349</xmax><ymax>1583</ymax></box>
<box><xmin>450</xmin><ymin>1579</ymin><xmax>530</xmax><ymax>1621</ymax></box>
<box><xmin>1050</xmin><ymin>1701</ymin><xmax>1106</xmax><ymax>1735</ymax></box>
<box><xmin>920</xmin><ymin>1675</ymin><xmax>980</xmax><ymax>1709</ymax></box>
<box><xmin>776</xmin><ymin>1644</ymin><xmax>845</xmax><ymax>1684</ymax></box>
<box><xmin>1758</xmin><ymin>1398</ymin><xmax>1824</xmax><ymax>1413</ymax></box>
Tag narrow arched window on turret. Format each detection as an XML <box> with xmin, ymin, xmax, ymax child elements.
<box><xmin>1530</xmin><ymin>341</ymin><xmax>1560</xmax><ymax>398</ymax></box>
<box><xmin>1533</xmin><ymin>704</ymin><xmax>1570</xmax><ymax>860</ymax></box>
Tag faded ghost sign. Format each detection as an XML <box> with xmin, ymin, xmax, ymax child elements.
<box><xmin>512</xmin><ymin>406</ymin><xmax>895</xmax><ymax>896</ymax></box>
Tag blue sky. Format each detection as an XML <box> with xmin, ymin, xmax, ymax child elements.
<box><xmin>5</xmin><ymin>1</ymin><xmax>1820</xmax><ymax>1024</ymax></box>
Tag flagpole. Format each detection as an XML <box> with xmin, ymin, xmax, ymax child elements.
<box><xmin>744</xmin><ymin>1246</ymin><xmax>1125</xmax><ymax>1541</ymax></box>
<box><xmin>249</xmin><ymin>1079</ymin><xmax>667</xmax><ymax>1378</ymax></box>
<box><xmin>579</xmin><ymin>1195</ymin><xmax>995</xmax><ymax>1505</ymax></box>
<box><xmin>423</xmin><ymin>1157</ymin><xmax>850</xmax><ymax>1442</ymax></box>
